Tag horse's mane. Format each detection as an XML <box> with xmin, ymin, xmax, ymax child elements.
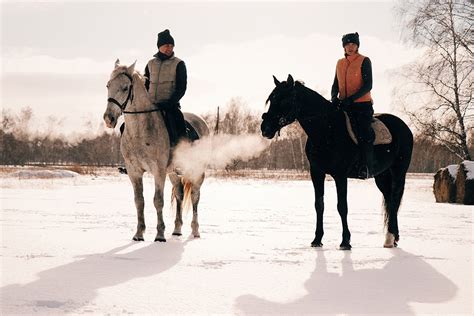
<box><xmin>295</xmin><ymin>81</ymin><xmax>332</xmax><ymax>107</ymax></box>
<box><xmin>110</xmin><ymin>65</ymin><xmax>145</xmax><ymax>83</ymax></box>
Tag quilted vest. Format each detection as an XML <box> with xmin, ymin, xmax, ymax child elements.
<box><xmin>147</xmin><ymin>56</ymin><xmax>182</xmax><ymax>103</ymax></box>
<box><xmin>336</xmin><ymin>53</ymin><xmax>372</xmax><ymax>103</ymax></box>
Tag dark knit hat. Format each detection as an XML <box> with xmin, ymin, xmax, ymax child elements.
<box><xmin>157</xmin><ymin>29</ymin><xmax>175</xmax><ymax>48</ymax></box>
<box><xmin>342</xmin><ymin>32</ymin><xmax>360</xmax><ymax>47</ymax></box>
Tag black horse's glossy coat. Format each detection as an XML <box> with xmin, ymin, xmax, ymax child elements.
<box><xmin>261</xmin><ymin>75</ymin><xmax>413</xmax><ymax>249</ymax></box>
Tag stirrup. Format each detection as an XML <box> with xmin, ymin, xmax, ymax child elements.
<box><xmin>357</xmin><ymin>166</ymin><xmax>371</xmax><ymax>179</ymax></box>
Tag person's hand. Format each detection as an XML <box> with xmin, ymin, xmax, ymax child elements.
<box><xmin>340</xmin><ymin>98</ymin><xmax>353</xmax><ymax>111</ymax></box>
<box><xmin>157</xmin><ymin>102</ymin><xmax>172</xmax><ymax>110</ymax></box>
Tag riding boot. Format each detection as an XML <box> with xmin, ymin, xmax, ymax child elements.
<box><xmin>358</xmin><ymin>142</ymin><xmax>374</xmax><ymax>179</ymax></box>
<box><xmin>162</xmin><ymin>109</ymin><xmax>179</xmax><ymax>148</ymax></box>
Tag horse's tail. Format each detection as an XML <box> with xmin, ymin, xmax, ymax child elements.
<box><xmin>171</xmin><ymin>178</ymin><xmax>193</xmax><ymax>216</ymax></box>
<box><xmin>181</xmin><ymin>178</ymin><xmax>193</xmax><ymax>213</ymax></box>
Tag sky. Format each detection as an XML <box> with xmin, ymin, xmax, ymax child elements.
<box><xmin>1</xmin><ymin>0</ymin><xmax>422</xmax><ymax>135</ymax></box>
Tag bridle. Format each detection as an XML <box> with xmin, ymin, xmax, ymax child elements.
<box><xmin>107</xmin><ymin>72</ymin><xmax>161</xmax><ymax>114</ymax></box>
<box><xmin>263</xmin><ymin>83</ymin><xmax>331</xmax><ymax>137</ymax></box>
<box><xmin>263</xmin><ymin>87</ymin><xmax>301</xmax><ymax>134</ymax></box>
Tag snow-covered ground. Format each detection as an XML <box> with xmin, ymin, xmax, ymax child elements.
<box><xmin>1</xmin><ymin>170</ymin><xmax>472</xmax><ymax>315</ymax></box>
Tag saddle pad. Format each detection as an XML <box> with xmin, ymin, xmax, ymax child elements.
<box><xmin>344</xmin><ymin>112</ymin><xmax>392</xmax><ymax>145</ymax></box>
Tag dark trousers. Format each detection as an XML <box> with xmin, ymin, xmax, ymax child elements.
<box><xmin>119</xmin><ymin>106</ymin><xmax>187</xmax><ymax>148</ymax></box>
<box><xmin>161</xmin><ymin>106</ymin><xmax>187</xmax><ymax>148</ymax></box>
<box><xmin>347</xmin><ymin>102</ymin><xmax>375</xmax><ymax>144</ymax></box>
<box><xmin>347</xmin><ymin>102</ymin><xmax>375</xmax><ymax>174</ymax></box>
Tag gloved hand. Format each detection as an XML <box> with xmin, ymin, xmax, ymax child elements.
<box><xmin>331</xmin><ymin>97</ymin><xmax>341</xmax><ymax>108</ymax></box>
<box><xmin>340</xmin><ymin>98</ymin><xmax>353</xmax><ymax>111</ymax></box>
<box><xmin>156</xmin><ymin>102</ymin><xmax>174</xmax><ymax>110</ymax></box>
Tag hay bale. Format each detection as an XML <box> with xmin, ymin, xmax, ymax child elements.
<box><xmin>433</xmin><ymin>165</ymin><xmax>457</xmax><ymax>203</ymax></box>
<box><xmin>455</xmin><ymin>160</ymin><xmax>474</xmax><ymax>205</ymax></box>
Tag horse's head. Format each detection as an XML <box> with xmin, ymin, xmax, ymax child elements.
<box><xmin>103</xmin><ymin>59</ymin><xmax>136</xmax><ymax>128</ymax></box>
<box><xmin>261</xmin><ymin>74</ymin><xmax>300</xmax><ymax>139</ymax></box>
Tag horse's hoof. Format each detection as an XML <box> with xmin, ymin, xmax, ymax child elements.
<box><xmin>384</xmin><ymin>233</ymin><xmax>396</xmax><ymax>248</ymax></box>
<box><xmin>172</xmin><ymin>232</ymin><xmax>182</xmax><ymax>236</ymax></box>
<box><xmin>339</xmin><ymin>242</ymin><xmax>352</xmax><ymax>250</ymax></box>
<box><xmin>133</xmin><ymin>236</ymin><xmax>144</xmax><ymax>241</ymax></box>
<box><xmin>311</xmin><ymin>241</ymin><xmax>323</xmax><ymax>247</ymax></box>
<box><xmin>154</xmin><ymin>237</ymin><xmax>166</xmax><ymax>242</ymax></box>
<box><xmin>193</xmin><ymin>234</ymin><xmax>201</xmax><ymax>238</ymax></box>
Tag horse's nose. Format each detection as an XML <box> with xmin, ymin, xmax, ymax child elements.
<box><xmin>103</xmin><ymin>113</ymin><xmax>115</xmax><ymax>128</ymax></box>
<box><xmin>261</xmin><ymin>122</ymin><xmax>274</xmax><ymax>139</ymax></box>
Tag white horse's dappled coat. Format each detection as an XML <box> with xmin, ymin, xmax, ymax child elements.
<box><xmin>103</xmin><ymin>59</ymin><xmax>209</xmax><ymax>241</ymax></box>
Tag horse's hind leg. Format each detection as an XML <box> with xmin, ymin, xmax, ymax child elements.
<box><xmin>191</xmin><ymin>174</ymin><xmax>205</xmax><ymax>238</ymax></box>
<box><xmin>172</xmin><ymin>178</ymin><xmax>184</xmax><ymax>236</ymax></box>
<box><xmin>153</xmin><ymin>172</ymin><xmax>167</xmax><ymax>242</ymax></box>
<box><xmin>374</xmin><ymin>170</ymin><xmax>396</xmax><ymax>247</ymax></box>
<box><xmin>375</xmin><ymin>168</ymin><xmax>406</xmax><ymax>248</ymax></box>
<box><xmin>385</xmin><ymin>170</ymin><xmax>407</xmax><ymax>247</ymax></box>
<box><xmin>129</xmin><ymin>173</ymin><xmax>145</xmax><ymax>241</ymax></box>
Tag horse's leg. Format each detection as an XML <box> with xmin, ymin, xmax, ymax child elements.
<box><xmin>384</xmin><ymin>169</ymin><xmax>407</xmax><ymax>248</ymax></box>
<box><xmin>153</xmin><ymin>171</ymin><xmax>167</xmax><ymax>242</ymax></box>
<box><xmin>310</xmin><ymin>168</ymin><xmax>325</xmax><ymax>247</ymax></box>
<box><xmin>374</xmin><ymin>170</ymin><xmax>395</xmax><ymax>247</ymax></box>
<box><xmin>172</xmin><ymin>177</ymin><xmax>184</xmax><ymax>236</ymax></box>
<box><xmin>129</xmin><ymin>172</ymin><xmax>145</xmax><ymax>241</ymax></box>
<box><xmin>191</xmin><ymin>174</ymin><xmax>205</xmax><ymax>238</ymax></box>
<box><xmin>334</xmin><ymin>175</ymin><xmax>351</xmax><ymax>250</ymax></box>
<box><xmin>374</xmin><ymin>170</ymin><xmax>392</xmax><ymax>205</ymax></box>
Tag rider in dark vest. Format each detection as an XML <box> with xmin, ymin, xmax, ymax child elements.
<box><xmin>144</xmin><ymin>29</ymin><xmax>188</xmax><ymax>148</ymax></box>
<box><xmin>331</xmin><ymin>32</ymin><xmax>375</xmax><ymax>179</ymax></box>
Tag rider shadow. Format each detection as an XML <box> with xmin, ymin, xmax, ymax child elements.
<box><xmin>1</xmin><ymin>239</ymin><xmax>188</xmax><ymax>313</ymax></box>
<box><xmin>235</xmin><ymin>249</ymin><xmax>457</xmax><ymax>315</ymax></box>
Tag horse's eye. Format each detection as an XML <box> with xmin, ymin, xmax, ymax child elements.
<box><xmin>122</xmin><ymin>86</ymin><xmax>128</xmax><ymax>92</ymax></box>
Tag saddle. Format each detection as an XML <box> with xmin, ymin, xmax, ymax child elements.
<box><xmin>343</xmin><ymin>112</ymin><xmax>392</xmax><ymax>145</ymax></box>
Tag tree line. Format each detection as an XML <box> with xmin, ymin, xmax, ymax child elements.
<box><xmin>1</xmin><ymin>103</ymin><xmax>469</xmax><ymax>173</ymax></box>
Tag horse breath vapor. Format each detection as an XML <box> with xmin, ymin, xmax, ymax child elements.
<box><xmin>173</xmin><ymin>134</ymin><xmax>270</xmax><ymax>183</ymax></box>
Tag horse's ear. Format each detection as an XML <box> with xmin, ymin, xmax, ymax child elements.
<box><xmin>287</xmin><ymin>74</ymin><xmax>294</xmax><ymax>86</ymax></box>
<box><xmin>115</xmin><ymin>59</ymin><xmax>120</xmax><ymax>68</ymax></box>
<box><xmin>273</xmin><ymin>75</ymin><xmax>280</xmax><ymax>86</ymax></box>
<box><xmin>127</xmin><ymin>61</ymin><xmax>136</xmax><ymax>74</ymax></box>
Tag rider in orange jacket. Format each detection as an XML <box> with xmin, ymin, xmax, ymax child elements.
<box><xmin>331</xmin><ymin>32</ymin><xmax>375</xmax><ymax>179</ymax></box>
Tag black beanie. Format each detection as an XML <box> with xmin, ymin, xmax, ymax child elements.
<box><xmin>342</xmin><ymin>32</ymin><xmax>360</xmax><ymax>47</ymax></box>
<box><xmin>157</xmin><ymin>29</ymin><xmax>175</xmax><ymax>48</ymax></box>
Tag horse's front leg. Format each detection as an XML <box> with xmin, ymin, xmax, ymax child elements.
<box><xmin>334</xmin><ymin>175</ymin><xmax>351</xmax><ymax>250</ymax></box>
<box><xmin>153</xmin><ymin>171</ymin><xmax>167</xmax><ymax>242</ymax></box>
<box><xmin>129</xmin><ymin>173</ymin><xmax>145</xmax><ymax>241</ymax></box>
<box><xmin>310</xmin><ymin>168</ymin><xmax>325</xmax><ymax>247</ymax></box>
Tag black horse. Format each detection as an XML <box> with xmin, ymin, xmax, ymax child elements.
<box><xmin>261</xmin><ymin>75</ymin><xmax>413</xmax><ymax>250</ymax></box>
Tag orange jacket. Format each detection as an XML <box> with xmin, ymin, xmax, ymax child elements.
<box><xmin>336</xmin><ymin>53</ymin><xmax>372</xmax><ymax>103</ymax></box>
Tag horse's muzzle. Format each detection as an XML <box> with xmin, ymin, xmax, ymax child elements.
<box><xmin>261</xmin><ymin>123</ymin><xmax>277</xmax><ymax>139</ymax></box>
<box><xmin>103</xmin><ymin>113</ymin><xmax>117</xmax><ymax>128</ymax></box>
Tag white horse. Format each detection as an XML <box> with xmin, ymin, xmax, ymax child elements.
<box><xmin>103</xmin><ymin>59</ymin><xmax>209</xmax><ymax>242</ymax></box>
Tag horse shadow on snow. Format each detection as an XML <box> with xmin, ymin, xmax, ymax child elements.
<box><xmin>235</xmin><ymin>249</ymin><xmax>457</xmax><ymax>315</ymax></box>
<box><xmin>1</xmin><ymin>239</ymin><xmax>188</xmax><ymax>313</ymax></box>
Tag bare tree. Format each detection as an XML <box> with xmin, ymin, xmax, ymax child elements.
<box><xmin>395</xmin><ymin>0</ymin><xmax>473</xmax><ymax>160</ymax></box>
